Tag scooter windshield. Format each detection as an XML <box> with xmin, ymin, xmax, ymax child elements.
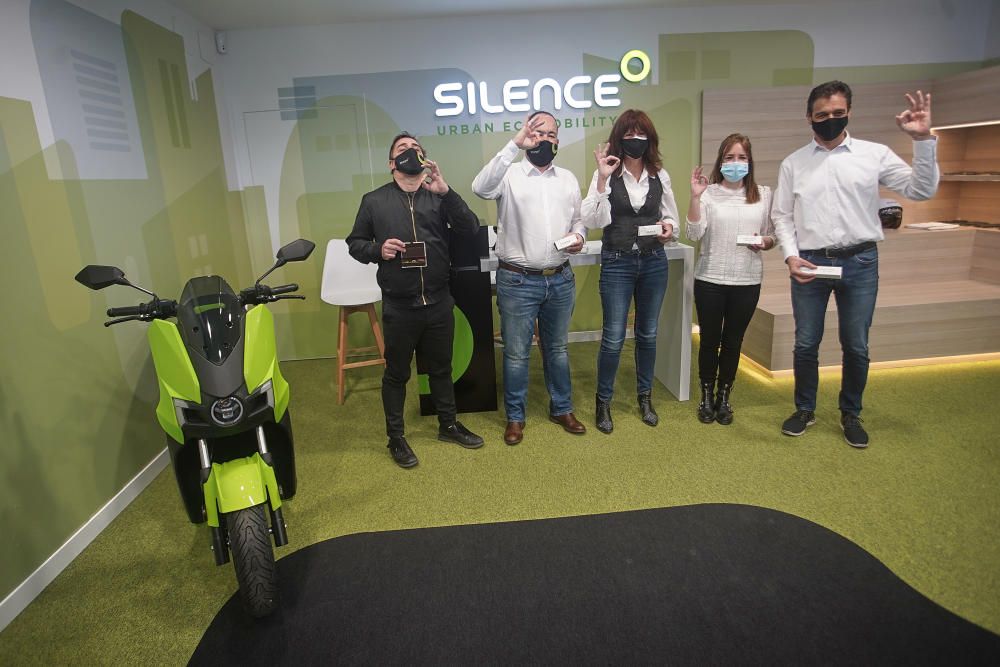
<box><xmin>177</xmin><ymin>276</ymin><xmax>243</xmax><ymax>365</ymax></box>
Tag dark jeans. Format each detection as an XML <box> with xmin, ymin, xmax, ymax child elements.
<box><xmin>496</xmin><ymin>264</ymin><xmax>576</xmax><ymax>422</ymax></box>
<box><xmin>694</xmin><ymin>279</ymin><xmax>761</xmax><ymax>386</ymax></box>
<box><xmin>381</xmin><ymin>297</ymin><xmax>456</xmax><ymax>437</ymax></box>
<box><xmin>597</xmin><ymin>247</ymin><xmax>669</xmax><ymax>402</ymax></box>
<box><xmin>791</xmin><ymin>246</ymin><xmax>879</xmax><ymax>416</ymax></box>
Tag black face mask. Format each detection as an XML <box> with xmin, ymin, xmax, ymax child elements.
<box><xmin>621</xmin><ymin>137</ymin><xmax>648</xmax><ymax>159</ymax></box>
<box><xmin>811</xmin><ymin>116</ymin><xmax>848</xmax><ymax>142</ymax></box>
<box><xmin>393</xmin><ymin>147</ymin><xmax>425</xmax><ymax>175</ymax></box>
<box><xmin>526</xmin><ymin>140</ymin><xmax>557</xmax><ymax>168</ymax></box>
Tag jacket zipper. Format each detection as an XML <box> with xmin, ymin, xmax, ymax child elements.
<box><xmin>406</xmin><ymin>192</ymin><xmax>427</xmax><ymax>306</ymax></box>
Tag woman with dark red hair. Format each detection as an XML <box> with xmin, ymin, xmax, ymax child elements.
<box><xmin>582</xmin><ymin>110</ymin><xmax>680</xmax><ymax>434</ymax></box>
<box><xmin>687</xmin><ymin>133</ymin><xmax>776</xmax><ymax>426</ymax></box>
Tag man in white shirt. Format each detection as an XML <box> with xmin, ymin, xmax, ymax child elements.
<box><xmin>772</xmin><ymin>81</ymin><xmax>939</xmax><ymax>448</ymax></box>
<box><xmin>472</xmin><ymin>111</ymin><xmax>587</xmax><ymax>445</ymax></box>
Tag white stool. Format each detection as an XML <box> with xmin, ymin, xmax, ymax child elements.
<box><xmin>320</xmin><ymin>239</ymin><xmax>386</xmax><ymax>404</ymax></box>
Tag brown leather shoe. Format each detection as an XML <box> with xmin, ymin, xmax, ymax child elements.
<box><xmin>549</xmin><ymin>412</ymin><xmax>586</xmax><ymax>434</ymax></box>
<box><xmin>504</xmin><ymin>421</ymin><xmax>524</xmax><ymax>445</ymax></box>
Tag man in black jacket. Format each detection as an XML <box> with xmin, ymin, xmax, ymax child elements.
<box><xmin>347</xmin><ymin>132</ymin><xmax>484</xmax><ymax>468</ymax></box>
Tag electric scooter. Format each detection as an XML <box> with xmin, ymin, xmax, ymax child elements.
<box><xmin>75</xmin><ymin>239</ymin><xmax>315</xmax><ymax>617</ymax></box>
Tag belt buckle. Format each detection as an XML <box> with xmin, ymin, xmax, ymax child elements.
<box><xmin>824</xmin><ymin>247</ymin><xmax>838</xmax><ymax>259</ymax></box>
<box><xmin>541</xmin><ymin>267</ymin><xmax>558</xmax><ymax>276</ymax></box>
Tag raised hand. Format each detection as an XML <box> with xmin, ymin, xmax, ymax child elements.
<box><xmin>595</xmin><ymin>144</ymin><xmax>621</xmax><ymax>180</ymax></box>
<box><xmin>691</xmin><ymin>166</ymin><xmax>708</xmax><ymax>197</ymax></box>
<box><xmin>514</xmin><ymin>114</ymin><xmax>545</xmax><ymax>150</ymax></box>
<box><xmin>896</xmin><ymin>90</ymin><xmax>933</xmax><ymax>139</ymax></box>
<box><xmin>421</xmin><ymin>159</ymin><xmax>449</xmax><ymax>195</ymax></box>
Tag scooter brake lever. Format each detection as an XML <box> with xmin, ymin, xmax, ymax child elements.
<box><xmin>104</xmin><ymin>315</ymin><xmax>144</xmax><ymax>327</ymax></box>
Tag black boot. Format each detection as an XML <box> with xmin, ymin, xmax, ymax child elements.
<box><xmin>596</xmin><ymin>395</ymin><xmax>613</xmax><ymax>434</ymax></box>
<box><xmin>697</xmin><ymin>381</ymin><xmax>716</xmax><ymax>424</ymax></box>
<box><xmin>715</xmin><ymin>382</ymin><xmax>734</xmax><ymax>425</ymax></box>
<box><xmin>637</xmin><ymin>391</ymin><xmax>658</xmax><ymax>427</ymax></box>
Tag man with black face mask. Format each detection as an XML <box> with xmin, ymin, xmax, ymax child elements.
<box><xmin>772</xmin><ymin>81</ymin><xmax>939</xmax><ymax>449</ymax></box>
<box><xmin>347</xmin><ymin>132</ymin><xmax>484</xmax><ymax>468</ymax></box>
<box><xmin>472</xmin><ymin>111</ymin><xmax>587</xmax><ymax>446</ymax></box>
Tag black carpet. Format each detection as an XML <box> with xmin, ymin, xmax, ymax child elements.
<box><xmin>190</xmin><ymin>504</ymin><xmax>1000</xmax><ymax>665</ymax></box>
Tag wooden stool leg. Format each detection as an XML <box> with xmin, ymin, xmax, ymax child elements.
<box><xmin>366</xmin><ymin>303</ymin><xmax>386</xmax><ymax>360</ymax></box>
<box><xmin>337</xmin><ymin>307</ymin><xmax>348</xmax><ymax>405</ymax></box>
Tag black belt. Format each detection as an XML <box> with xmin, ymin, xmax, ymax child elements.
<box><xmin>800</xmin><ymin>241</ymin><xmax>876</xmax><ymax>259</ymax></box>
<box><xmin>498</xmin><ymin>260</ymin><xmax>569</xmax><ymax>276</ymax></box>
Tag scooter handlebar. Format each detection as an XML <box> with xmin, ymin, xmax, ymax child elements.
<box><xmin>269</xmin><ymin>283</ymin><xmax>299</xmax><ymax>296</ymax></box>
<box><xmin>107</xmin><ymin>305</ymin><xmax>143</xmax><ymax>317</ymax></box>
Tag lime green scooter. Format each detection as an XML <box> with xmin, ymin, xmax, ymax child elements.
<box><xmin>75</xmin><ymin>239</ymin><xmax>314</xmax><ymax>617</ymax></box>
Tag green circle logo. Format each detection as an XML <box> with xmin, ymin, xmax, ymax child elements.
<box><xmin>620</xmin><ymin>49</ymin><xmax>651</xmax><ymax>83</ymax></box>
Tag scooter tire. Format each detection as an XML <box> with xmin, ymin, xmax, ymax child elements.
<box><xmin>225</xmin><ymin>504</ymin><xmax>278</xmax><ymax>617</ymax></box>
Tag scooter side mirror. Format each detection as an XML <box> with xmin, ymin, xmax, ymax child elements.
<box><xmin>275</xmin><ymin>239</ymin><xmax>315</xmax><ymax>265</ymax></box>
<box><xmin>75</xmin><ymin>265</ymin><xmax>127</xmax><ymax>291</ymax></box>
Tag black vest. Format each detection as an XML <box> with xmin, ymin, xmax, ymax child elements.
<box><xmin>604</xmin><ymin>171</ymin><xmax>663</xmax><ymax>252</ymax></box>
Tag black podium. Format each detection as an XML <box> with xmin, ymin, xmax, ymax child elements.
<box><xmin>418</xmin><ymin>225</ymin><xmax>497</xmax><ymax>415</ymax></box>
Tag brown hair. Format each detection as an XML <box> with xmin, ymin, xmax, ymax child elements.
<box><xmin>708</xmin><ymin>133</ymin><xmax>760</xmax><ymax>205</ymax></box>
<box><xmin>606</xmin><ymin>109</ymin><xmax>662</xmax><ymax>176</ymax></box>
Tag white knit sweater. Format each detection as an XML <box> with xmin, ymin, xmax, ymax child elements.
<box><xmin>686</xmin><ymin>184</ymin><xmax>775</xmax><ymax>286</ymax></box>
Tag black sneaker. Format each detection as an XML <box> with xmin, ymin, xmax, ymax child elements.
<box><xmin>781</xmin><ymin>410</ymin><xmax>816</xmax><ymax>436</ymax></box>
<box><xmin>841</xmin><ymin>414</ymin><xmax>869</xmax><ymax>449</ymax></box>
<box><xmin>438</xmin><ymin>421</ymin><xmax>484</xmax><ymax>449</ymax></box>
<box><xmin>387</xmin><ymin>436</ymin><xmax>418</xmax><ymax>468</ymax></box>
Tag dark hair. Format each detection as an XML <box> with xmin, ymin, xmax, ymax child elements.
<box><xmin>708</xmin><ymin>133</ymin><xmax>761</xmax><ymax>205</ymax></box>
<box><xmin>606</xmin><ymin>109</ymin><xmax>662</xmax><ymax>176</ymax></box>
<box><xmin>807</xmin><ymin>80</ymin><xmax>852</xmax><ymax>117</ymax></box>
<box><xmin>388</xmin><ymin>132</ymin><xmax>423</xmax><ymax>159</ymax></box>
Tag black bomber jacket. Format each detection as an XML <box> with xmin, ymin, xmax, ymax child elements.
<box><xmin>347</xmin><ymin>181</ymin><xmax>480</xmax><ymax>308</ymax></box>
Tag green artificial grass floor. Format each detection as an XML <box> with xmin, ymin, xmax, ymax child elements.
<box><xmin>1</xmin><ymin>340</ymin><xmax>999</xmax><ymax>664</ymax></box>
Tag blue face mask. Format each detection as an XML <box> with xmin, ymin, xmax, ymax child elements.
<box><xmin>720</xmin><ymin>161</ymin><xmax>749</xmax><ymax>182</ymax></box>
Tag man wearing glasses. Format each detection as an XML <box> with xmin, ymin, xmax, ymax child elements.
<box><xmin>772</xmin><ymin>81</ymin><xmax>939</xmax><ymax>448</ymax></box>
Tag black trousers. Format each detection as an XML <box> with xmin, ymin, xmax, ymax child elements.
<box><xmin>694</xmin><ymin>279</ymin><xmax>761</xmax><ymax>386</ymax></box>
<box><xmin>381</xmin><ymin>297</ymin><xmax>456</xmax><ymax>437</ymax></box>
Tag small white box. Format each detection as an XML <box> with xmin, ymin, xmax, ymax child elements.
<box><xmin>736</xmin><ymin>235</ymin><xmax>763</xmax><ymax>246</ymax></box>
<box><xmin>638</xmin><ymin>224</ymin><xmax>662</xmax><ymax>237</ymax></box>
<box><xmin>802</xmin><ymin>266</ymin><xmax>842</xmax><ymax>279</ymax></box>
<box><xmin>554</xmin><ymin>234</ymin><xmax>578</xmax><ymax>250</ymax></box>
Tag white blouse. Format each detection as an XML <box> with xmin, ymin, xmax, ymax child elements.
<box><xmin>686</xmin><ymin>184</ymin><xmax>775</xmax><ymax>286</ymax></box>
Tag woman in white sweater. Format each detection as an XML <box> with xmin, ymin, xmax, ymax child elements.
<box><xmin>687</xmin><ymin>133</ymin><xmax>775</xmax><ymax>425</ymax></box>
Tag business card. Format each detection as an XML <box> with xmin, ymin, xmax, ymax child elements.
<box><xmin>638</xmin><ymin>224</ymin><xmax>662</xmax><ymax>237</ymax></box>
<box><xmin>736</xmin><ymin>235</ymin><xmax>763</xmax><ymax>245</ymax></box>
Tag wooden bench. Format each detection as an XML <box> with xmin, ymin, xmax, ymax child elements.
<box><xmin>742</xmin><ymin>227</ymin><xmax>1000</xmax><ymax>374</ymax></box>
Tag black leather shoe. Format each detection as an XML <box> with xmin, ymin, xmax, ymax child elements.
<box><xmin>438</xmin><ymin>421</ymin><xmax>484</xmax><ymax>449</ymax></box>
<box><xmin>697</xmin><ymin>381</ymin><xmax>716</xmax><ymax>424</ymax></box>
<box><xmin>387</xmin><ymin>436</ymin><xmax>418</xmax><ymax>468</ymax></box>
<box><xmin>595</xmin><ymin>395</ymin><xmax>613</xmax><ymax>434</ymax></box>
<box><xmin>715</xmin><ymin>383</ymin><xmax>734</xmax><ymax>426</ymax></box>
<box><xmin>638</xmin><ymin>391</ymin><xmax>658</xmax><ymax>427</ymax></box>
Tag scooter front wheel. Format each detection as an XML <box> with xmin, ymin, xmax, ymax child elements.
<box><xmin>225</xmin><ymin>504</ymin><xmax>278</xmax><ymax>617</ymax></box>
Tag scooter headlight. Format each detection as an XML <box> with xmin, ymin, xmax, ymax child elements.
<box><xmin>210</xmin><ymin>396</ymin><xmax>244</xmax><ymax>426</ymax></box>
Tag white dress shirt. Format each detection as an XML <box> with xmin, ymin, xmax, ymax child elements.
<box><xmin>772</xmin><ymin>133</ymin><xmax>939</xmax><ymax>260</ymax></box>
<box><xmin>581</xmin><ymin>167</ymin><xmax>680</xmax><ymax>237</ymax></box>
<box><xmin>472</xmin><ymin>140</ymin><xmax>585</xmax><ymax>270</ymax></box>
<box><xmin>687</xmin><ymin>184</ymin><xmax>774</xmax><ymax>286</ymax></box>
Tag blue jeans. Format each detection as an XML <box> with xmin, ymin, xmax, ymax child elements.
<box><xmin>496</xmin><ymin>265</ymin><xmax>576</xmax><ymax>422</ymax></box>
<box><xmin>597</xmin><ymin>248</ymin><xmax>669</xmax><ymax>402</ymax></box>
<box><xmin>791</xmin><ymin>246</ymin><xmax>879</xmax><ymax>416</ymax></box>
